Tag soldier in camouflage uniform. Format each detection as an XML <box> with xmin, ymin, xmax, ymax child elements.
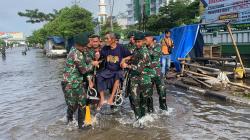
<box><xmin>124</xmin><ymin>31</ymin><xmax>136</xmax><ymax>54</ymax></box>
<box><xmin>144</xmin><ymin>32</ymin><xmax>168</xmax><ymax>111</ymax></box>
<box><xmin>61</xmin><ymin>32</ymin><xmax>99</xmax><ymax>129</ymax></box>
<box><xmin>121</xmin><ymin>32</ymin><xmax>152</xmax><ymax>119</ymax></box>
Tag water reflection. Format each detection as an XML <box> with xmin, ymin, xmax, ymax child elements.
<box><xmin>0</xmin><ymin>48</ymin><xmax>249</xmax><ymax>140</ymax></box>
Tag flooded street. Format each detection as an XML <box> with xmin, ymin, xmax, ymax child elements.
<box><xmin>0</xmin><ymin>48</ymin><xmax>250</xmax><ymax>140</ymax></box>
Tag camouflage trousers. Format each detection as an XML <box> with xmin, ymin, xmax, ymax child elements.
<box><xmin>148</xmin><ymin>76</ymin><xmax>167</xmax><ymax>111</ymax></box>
<box><xmin>61</xmin><ymin>81</ymin><xmax>87</xmax><ymax>128</ymax></box>
<box><xmin>128</xmin><ymin>77</ymin><xmax>152</xmax><ymax>119</ymax></box>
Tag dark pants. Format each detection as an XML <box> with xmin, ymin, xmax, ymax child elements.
<box><xmin>96</xmin><ymin>69</ymin><xmax>123</xmax><ymax>92</ymax></box>
<box><xmin>61</xmin><ymin>81</ymin><xmax>87</xmax><ymax>129</ymax></box>
<box><xmin>151</xmin><ymin>76</ymin><xmax>168</xmax><ymax>110</ymax></box>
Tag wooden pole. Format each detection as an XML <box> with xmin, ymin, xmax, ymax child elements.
<box><xmin>226</xmin><ymin>23</ymin><xmax>246</xmax><ymax>76</ymax></box>
<box><xmin>181</xmin><ymin>61</ymin><xmax>185</xmax><ymax>76</ymax></box>
<box><xmin>182</xmin><ymin>61</ymin><xmax>221</xmax><ymax>72</ymax></box>
<box><xmin>184</xmin><ymin>70</ymin><xmax>250</xmax><ymax>90</ymax></box>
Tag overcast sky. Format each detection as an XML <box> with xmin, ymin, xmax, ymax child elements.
<box><xmin>0</xmin><ymin>0</ymin><xmax>129</xmax><ymax>36</ymax></box>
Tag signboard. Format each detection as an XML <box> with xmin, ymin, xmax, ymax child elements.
<box><xmin>0</xmin><ymin>32</ymin><xmax>24</xmax><ymax>40</ymax></box>
<box><xmin>201</xmin><ymin>0</ymin><xmax>250</xmax><ymax>24</ymax></box>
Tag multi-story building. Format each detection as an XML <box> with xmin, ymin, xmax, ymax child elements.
<box><xmin>127</xmin><ymin>0</ymin><xmax>169</xmax><ymax>25</ymax></box>
<box><xmin>127</xmin><ymin>0</ymin><xmax>195</xmax><ymax>25</ymax></box>
<box><xmin>127</xmin><ymin>0</ymin><xmax>135</xmax><ymax>25</ymax></box>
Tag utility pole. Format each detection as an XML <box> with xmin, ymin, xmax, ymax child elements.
<box><xmin>141</xmin><ymin>0</ymin><xmax>145</xmax><ymax>32</ymax></box>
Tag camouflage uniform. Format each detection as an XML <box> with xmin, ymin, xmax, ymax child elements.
<box><xmin>123</xmin><ymin>42</ymin><xmax>136</xmax><ymax>97</ymax></box>
<box><xmin>124</xmin><ymin>42</ymin><xmax>136</xmax><ymax>54</ymax></box>
<box><xmin>62</xmin><ymin>47</ymin><xmax>94</xmax><ymax>128</ymax></box>
<box><xmin>128</xmin><ymin>46</ymin><xmax>152</xmax><ymax>119</ymax></box>
<box><xmin>146</xmin><ymin>43</ymin><xmax>167</xmax><ymax>111</ymax></box>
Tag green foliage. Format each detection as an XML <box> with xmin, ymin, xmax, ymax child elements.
<box><xmin>0</xmin><ymin>39</ymin><xmax>5</xmax><ymax>46</ymax></box>
<box><xmin>100</xmin><ymin>22</ymin><xmax>123</xmax><ymax>37</ymax></box>
<box><xmin>25</xmin><ymin>5</ymin><xmax>94</xmax><ymax>45</ymax></box>
<box><xmin>145</xmin><ymin>0</ymin><xmax>200</xmax><ymax>33</ymax></box>
<box><xmin>18</xmin><ymin>9</ymin><xmax>59</xmax><ymax>23</ymax></box>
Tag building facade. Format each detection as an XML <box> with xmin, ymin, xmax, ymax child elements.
<box><xmin>127</xmin><ymin>0</ymin><xmax>170</xmax><ymax>25</ymax></box>
<box><xmin>0</xmin><ymin>32</ymin><xmax>26</xmax><ymax>44</ymax></box>
<box><xmin>127</xmin><ymin>0</ymin><xmax>196</xmax><ymax>25</ymax></box>
<box><xmin>98</xmin><ymin>0</ymin><xmax>108</xmax><ymax>24</ymax></box>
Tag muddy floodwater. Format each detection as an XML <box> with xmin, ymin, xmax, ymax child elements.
<box><xmin>0</xmin><ymin>48</ymin><xmax>250</xmax><ymax>140</ymax></box>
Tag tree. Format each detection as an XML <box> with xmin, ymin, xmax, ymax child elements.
<box><xmin>145</xmin><ymin>0</ymin><xmax>200</xmax><ymax>33</ymax></box>
<box><xmin>52</xmin><ymin>5</ymin><xmax>94</xmax><ymax>38</ymax></box>
<box><xmin>0</xmin><ymin>39</ymin><xmax>5</xmax><ymax>46</ymax></box>
<box><xmin>18</xmin><ymin>9</ymin><xmax>59</xmax><ymax>23</ymax></box>
<box><xmin>100</xmin><ymin>20</ymin><xmax>123</xmax><ymax>37</ymax></box>
<box><xmin>25</xmin><ymin>5</ymin><xmax>94</xmax><ymax>45</ymax></box>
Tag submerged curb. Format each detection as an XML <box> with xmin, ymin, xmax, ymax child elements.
<box><xmin>170</xmin><ymin>81</ymin><xmax>250</xmax><ymax>106</ymax></box>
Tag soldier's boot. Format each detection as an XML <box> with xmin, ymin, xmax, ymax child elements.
<box><xmin>147</xmin><ymin>97</ymin><xmax>154</xmax><ymax>113</ymax></box>
<box><xmin>159</xmin><ymin>96</ymin><xmax>168</xmax><ymax>111</ymax></box>
<box><xmin>134</xmin><ymin>105</ymin><xmax>143</xmax><ymax>120</ymax></box>
<box><xmin>78</xmin><ymin>106</ymin><xmax>86</xmax><ymax>129</ymax></box>
<box><xmin>139</xmin><ymin>107</ymin><xmax>145</xmax><ymax>119</ymax></box>
<box><xmin>67</xmin><ymin>105</ymin><xmax>76</xmax><ymax>123</ymax></box>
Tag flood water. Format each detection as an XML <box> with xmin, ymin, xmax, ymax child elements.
<box><xmin>0</xmin><ymin>47</ymin><xmax>250</xmax><ymax>140</ymax></box>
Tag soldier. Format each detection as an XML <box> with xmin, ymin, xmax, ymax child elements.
<box><xmin>144</xmin><ymin>32</ymin><xmax>168</xmax><ymax>111</ymax></box>
<box><xmin>121</xmin><ymin>32</ymin><xmax>152</xmax><ymax>119</ymax></box>
<box><xmin>124</xmin><ymin>31</ymin><xmax>136</xmax><ymax>54</ymax></box>
<box><xmin>90</xmin><ymin>34</ymin><xmax>102</xmax><ymax>61</ymax></box>
<box><xmin>61</xmin><ymin>32</ymin><xmax>99</xmax><ymax>129</ymax></box>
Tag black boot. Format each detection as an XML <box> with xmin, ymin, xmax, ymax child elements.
<box><xmin>67</xmin><ymin>106</ymin><xmax>75</xmax><ymax>123</ymax></box>
<box><xmin>159</xmin><ymin>97</ymin><xmax>168</xmax><ymax>111</ymax></box>
<box><xmin>78</xmin><ymin>106</ymin><xmax>86</xmax><ymax>129</ymax></box>
<box><xmin>147</xmin><ymin>97</ymin><xmax>154</xmax><ymax>113</ymax></box>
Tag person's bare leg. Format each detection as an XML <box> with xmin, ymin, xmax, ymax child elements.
<box><xmin>108</xmin><ymin>80</ymin><xmax>120</xmax><ymax>104</ymax></box>
<box><xmin>98</xmin><ymin>91</ymin><xmax>105</xmax><ymax>109</ymax></box>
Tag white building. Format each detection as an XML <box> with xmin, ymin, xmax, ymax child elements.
<box><xmin>127</xmin><ymin>0</ymin><xmax>135</xmax><ymax>25</ymax></box>
<box><xmin>98</xmin><ymin>0</ymin><xmax>108</xmax><ymax>24</ymax></box>
<box><xmin>116</xmin><ymin>13</ymin><xmax>128</xmax><ymax>29</ymax></box>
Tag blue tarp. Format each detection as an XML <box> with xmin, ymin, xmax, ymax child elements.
<box><xmin>48</xmin><ymin>36</ymin><xmax>65</xmax><ymax>44</ymax></box>
<box><xmin>170</xmin><ymin>24</ymin><xmax>200</xmax><ymax>72</ymax></box>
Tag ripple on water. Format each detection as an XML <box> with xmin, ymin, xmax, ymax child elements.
<box><xmin>1</xmin><ymin>48</ymin><xmax>250</xmax><ymax>140</ymax></box>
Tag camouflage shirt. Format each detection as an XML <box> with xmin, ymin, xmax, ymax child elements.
<box><xmin>146</xmin><ymin>43</ymin><xmax>162</xmax><ymax>77</ymax></box>
<box><xmin>128</xmin><ymin>46</ymin><xmax>151</xmax><ymax>85</ymax></box>
<box><xmin>124</xmin><ymin>42</ymin><xmax>136</xmax><ymax>54</ymax></box>
<box><xmin>63</xmin><ymin>47</ymin><xmax>93</xmax><ymax>88</ymax></box>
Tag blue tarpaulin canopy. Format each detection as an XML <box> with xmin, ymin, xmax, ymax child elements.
<box><xmin>170</xmin><ymin>24</ymin><xmax>201</xmax><ymax>72</ymax></box>
<box><xmin>48</xmin><ymin>36</ymin><xmax>65</xmax><ymax>44</ymax></box>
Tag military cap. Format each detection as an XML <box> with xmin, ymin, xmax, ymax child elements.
<box><xmin>86</xmin><ymin>31</ymin><xmax>95</xmax><ymax>38</ymax></box>
<box><xmin>89</xmin><ymin>34</ymin><xmax>100</xmax><ymax>39</ymax></box>
<box><xmin>127</xmin><ymin>31</ymin><xmax>136</xmax><ymax>38</ymax></box>
<box><xmin>134</xmin><ymin>32</ymin><xmax>145</xmax><ymax>40</ymax></box>
<box><xmin>144</xmin><ymin>31</ymin><xmax>155</xmax><ymax>37</ymax></box>
<box><xmin>74</xmin><ymin>32</ymin><xmax>89</xmax><ymax>46</ymax></box>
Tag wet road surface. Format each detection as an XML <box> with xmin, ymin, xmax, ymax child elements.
<box><xmin>0</xmin><ymin>48</ymin><xmax>250</xmax><ymax>140</ymax></box>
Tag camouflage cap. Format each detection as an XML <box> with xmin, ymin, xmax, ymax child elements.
<box><xmin>74</xmin><ymin>32</ymin><xmax>89</xmax><ymax>46</ymax></box>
